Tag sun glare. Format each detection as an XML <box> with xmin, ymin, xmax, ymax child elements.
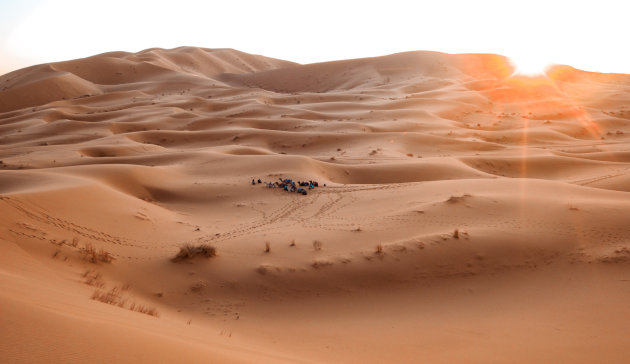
<box><xmin>510</xmin><ymin>56</ymin><xmax>551</xmax><ymax>76</ymax></box>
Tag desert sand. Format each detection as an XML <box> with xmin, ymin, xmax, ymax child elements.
<box><xmin>1</xmin><ymin>47</ymin><xmax>629</xmax><ymax>363</ymax></box>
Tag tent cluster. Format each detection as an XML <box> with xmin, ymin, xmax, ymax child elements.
<box><xmin>251</xmin><ymin>178</ymin><xmax>321</xmax><ymax>195</ymax></box>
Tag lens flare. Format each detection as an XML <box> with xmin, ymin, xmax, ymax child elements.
<box><xmin>509</xmin><ymin>56</ymin><xmax>551</xmax><ymax>76</ymax></box>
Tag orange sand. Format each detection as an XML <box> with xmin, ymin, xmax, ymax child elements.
<box><xmin>1</xmin><ymin>47</ymin><xmax>630</xmax><ymax>363</ymax></box>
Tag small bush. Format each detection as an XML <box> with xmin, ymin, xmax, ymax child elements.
<box><xmin>82</xmin><ymin>269</ymin><xmax>105</xmax><ymax>288</ymax></box>
<box><xmin>264</xmin><ymin>241</ymin><xmax>271</xmax><ymax>253</ymax></box>
<box><xmin>453</xmin><ymin>229</ymin><xmax>460</xmax><ymax>239</ymax></box>
<box><xmin>172</xmin><ymin>243</ymin><xmax>217</xmax><ymax>262</ymax></box>
<box><xmin>375</xmin><ymin>244</ymin><xmax>384</xmax><ymax>255</ymax></box>
<box><xmin>81</xmin><ymin>243</ymin><xmax>114</xmax><ymax>263</ymax></box>
<box><xmin>92</xmin><ymin>288</ymin><xmax>159</xmax><ymax>317</ymax></box>
<box><xmin>129</xmin><ymin>303</ymin><xmax>159</xmax><ymax>317</ymax></box>
<box><xmin>92</xmin><ymin>287</ymin><xmax>125</xmax><ymax>307</ymax></box>
<box><xmin>313</xmin><ymin>240</ymin><xmax>323</xmax><ymax>251</ymax></box>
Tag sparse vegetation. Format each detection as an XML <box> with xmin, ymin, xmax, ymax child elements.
<box><xmin>129</xmin><ymin>302</ymin><xmax>159</xmax><ymax>317</ymax></box>
<box><xmin>313</xmin><ymin>240</ymin><xmax>323</xmax><ymax>251</ymax></box>
<box><xmin>92</xmin><ymin>287</ymin><xmax>126</xmax><ymax>307</ymax></box>
<box><xmin>453</xmin><ymin>229</ymin><xmax>460</xmax><ymax>239</ymax></box>
<box><xmin>375</xmin><ymin>244</ymin><xmax>384</xmax><ymax>255</ymax></box>
<box><xmin>264</xmin><ymin>241</ymin><xmax>271</xmax><ymax>253</ymax></box>
<box><xmin>82</xmin><ymin>269</ymin><xmax>105</xmax><ymax>288</ymax></box>
<box><xmin>172</xmin><ymin>243</ymin><xmax>217</xmax><ymax>262</ymax></box>
<box><xmin>80</xmin><ymin>243</ymin><xmax>114</xmax><ymax>263</ymax></box>
<box><xmin>92</xmin><ymin>287</ymin><xmax>159</xmax><ymax>317</ymax></box>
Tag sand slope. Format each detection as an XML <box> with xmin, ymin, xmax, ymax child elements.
<box><xmin>1</xmin><ymin>47</ymin><xmax>630</xmax><ymax>363</ymax></box>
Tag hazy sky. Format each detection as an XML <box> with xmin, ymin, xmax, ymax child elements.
<box><xmin>1</xmin><ymin>0</ymin><xmax>629</xmax><ymax>76</ymax></box>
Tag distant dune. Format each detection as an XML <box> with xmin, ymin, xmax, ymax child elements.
<box><xmin>1</xmin><ymin>47</ymin><xmax>630</xmax><ymax>363</ymax></box>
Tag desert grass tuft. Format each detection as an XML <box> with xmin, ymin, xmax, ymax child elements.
<box><xmin>92</xmin><ymin>287</ymin><xmax>125</xmax><ymax>307</ymax></box>
<box><xmin>313</xmin><ymin>240</ymin><xmax>323</xmax><ymax>251</ymax></box>
<box><xmin>81</xmin><ymin>243</ymin><xmax>114</xmax><ymax>263</ymax></box>
<box><xmin>92</xmin><ymin>287</ymin><xmax>159</xmax><ymax>317</ymax></box>
<box><xmin>172</xmin><ymin>243</ymin><xmax>217</xmax><ymax>262</ymax></box>
<box><xmin>82</xmin><ymin>269</ymin><xmax>105</xmax><ymax>288</ymax></box>
<box><xmin>129</xmin><ymin>302</ymin><xmax>159</xmax><ymax>317</ymax></box>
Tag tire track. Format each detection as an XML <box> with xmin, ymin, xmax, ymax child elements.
<box><xmin>1</xmin><ymin>195</ymin><xmax>136</xmax><ymax>247</ymax></box>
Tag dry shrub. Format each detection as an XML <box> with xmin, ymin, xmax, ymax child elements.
<box><xmin>81</xmin><ymin>243</ymin><xmax>114</xmax><ymax>263</ymax></box>
<box><xmin>264</xmin><ymin>241</ymin><xmax>271</xmax><ymax>253</ymax></box>
<box><xmin>92</xmin><ymin>287</ymin><xmax>126</xmax><ymax>307</ymax></box>
<box><xmin>82</xmin><ymin>269</ymin><xmax>105</xmax><ymax>288</ymax></box>
<box><xmin>375</xmin><ymin>244</ymin><xmax>384</xmax><ymax>255</ymax></box>
<box><xmin>289</xmin><ymin>240</ymin><xmax>296</xmax><ymax>247</ymax></box>
<box><xmin>172</xmin><ymin>243</ymin><xmax>217</xmax><ymax>262</ymax></box>
<box><xmin>92</xmin><ymin>287</ymin><xmax>159</xmax><ymax>317</ymax></box>
<box><xmin>453</xmin><ymin>229</ymin><xmax>460</xmax><ymax>239</ymax></box>
<box><xmin>313</xmin><ymin>240</ymin><xmax>323</xmax><ymax>251</ymax></box>
<box><xmin>129</xmin><ymin>302</ymin><xmax>159</xmax><ymax>317</ymax></box>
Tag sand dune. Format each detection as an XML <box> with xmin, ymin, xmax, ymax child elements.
<box><xmin>1</xmin><ymin>47</ymin><xmax>630</xmax><ymax>363</ymax></box>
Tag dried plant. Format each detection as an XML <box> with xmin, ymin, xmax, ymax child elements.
<box><xmin>172</xmin><ymin>243</ymin><xmax>217</xmax><ymax>262</ymax></box>
<box><xmin>313</xmin><ymin>240</ymin><xmax>323</xmax><ymax>251</ymax></box>
<box><xmin>80</xmin><ymin>243</ymin><xmax>114</xmax><ymax>263</ymax></box>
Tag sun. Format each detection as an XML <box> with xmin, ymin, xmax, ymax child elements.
<box><xmin>509</xmin><ymin>56</ymin><xmax>552</xmax><ymax>76</ymax></box>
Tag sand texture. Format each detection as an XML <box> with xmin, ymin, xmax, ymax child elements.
<box><xmin>1</xmin><ymin>47</ymin><xmax>630</xmax><ymax>363</ymax></box>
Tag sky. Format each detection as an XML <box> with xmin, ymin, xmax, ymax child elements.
<box><xmin>1</xmin><ymin>0</ymin><xmax>629</xmax><ymax>76</ymax></box>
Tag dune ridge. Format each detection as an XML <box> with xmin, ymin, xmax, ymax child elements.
<box><xmin>1</xmin><ymin>47</ymin><xmax>630</xmax><ymax>363</ymax></box>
